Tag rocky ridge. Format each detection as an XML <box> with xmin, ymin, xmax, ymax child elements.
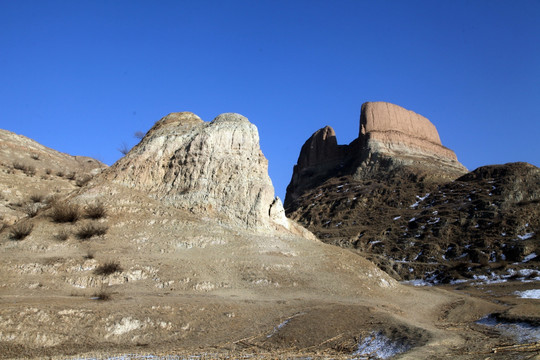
<box><xmin>285</xmin><ymin>102</ymin><xmax>467</xmax><ymax>207</ymax></box>
<box><xmin>101</xmin><ymin>112</ymin><xmax>292</xmax><ymax>231</ymax></box>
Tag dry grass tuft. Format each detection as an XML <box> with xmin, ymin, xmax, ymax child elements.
<box><xmin>91</xmin><ymin>290</ymin><xmax>111</xmax><ymax>301</ymax></box>
<box><xmin>50</xmin><ymin>202</ymin><xmax>80</xmax><ymax>223</ymax></box>
<box><xmin>76</xmin><ymin>175</ymin><xmax>93</xmax><ymax>187</ymax></box>
<box><xmin>85</xmin><ymin>202</ymin><xmax>106</xmax><ymax>219</ymax></box>
<box><xmin>13</xmin><ymin>162</ymin><xmax>36</xmax><ymax>176</ymax></box>
<box><xmin>54</xmin><ymin>229</ymin><xmax>70</xmax><ymax>241</ymax></box>
<box><xmin>9</xmin><ymin>222</ymin><xmax>34</xmax><ymax>240</ymax></box>
<box><xmin>76</xmin><ymin>223</ymin><xmax>108</xmax><ymax>239</ymax></box>
<box><xmin>94</xmin><ymin>261</ymin><xmax>122</xmax><ymax>276</ymax></box>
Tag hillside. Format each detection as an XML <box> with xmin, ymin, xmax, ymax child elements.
<box><xmin>0</xmin><ymin>112</ymin><xmax>538</xmax><ymax>359</ymax></box>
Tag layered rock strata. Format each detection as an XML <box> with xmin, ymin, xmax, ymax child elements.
<box><xmin>102</xmin><ymin>112</ymin><xmax>290</xmax><ymax>230</ymax></box>
<box><xmin>285</xmin><ymin>102</ymin><xmax>467</xmax><ymax>207</ymax></box>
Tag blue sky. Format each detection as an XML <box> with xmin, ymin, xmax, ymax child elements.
<box><xmin>1</xmin><ymin>0</ymin><xmax>539</xmax><ymax>199</ymax></box>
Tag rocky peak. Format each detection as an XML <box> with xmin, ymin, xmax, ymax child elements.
<box><xmin>297</xmin><ymin>126</ymin><xmax>343</xmax><ymax>169</ymax></box>
<box><xmin>285</xmin><ymin>102</ymin><xmax>467</xmax><ymax>208</ymax></box>
<box><xmin>102</xmin><ymin>112</ymin><xmax>290</xmax><ymax>230</ymax></box>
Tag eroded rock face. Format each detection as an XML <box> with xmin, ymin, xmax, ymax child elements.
<box><xmin>285</xmin><ymin>102</ymin><xmax>467</xmax><ymax>208</ymax></box>
<box><xmin>102</xmin><ymin>112</ymin><xmax>288</xmax><ymax>229</ymax></box>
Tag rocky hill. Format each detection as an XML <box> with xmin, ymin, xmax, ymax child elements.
<box><xmin>285</xmin><ymin>102</ymin><xmax>539</xmax><ymax>284</ymax></box>
<box><xmin>0</xmin><ymin>129</ymin><xmax>105</xmax><ymax>228</ymax></box>
<box><xmin>0</xmin><ymin>111</ymin><xmax>537</xmax><ymax>359</ymax></box>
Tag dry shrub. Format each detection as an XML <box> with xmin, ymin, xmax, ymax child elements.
<box><xmin>91</xmin><ymin>290</ymin><xmax>111</xmax><ymax>301</ymax></box>
<box><xmin>76</xmin><ymin>175</ymin><xmax>93</xmax><ymax>187</ymax></box>
<box><xmin>50</xmin><ymin>202</ymin><xmax>80</xmax><ymax>223</ymax></box>
<box><xmin>56</xmin><ymin>171</ymin><xmax>64</xmax><ymax>177</ymax></box>
<box><xmin>54</xmin><ymin>229</ymin><xmax>70</xmax><ymax>241</ymax></box>
<box><xmin>29</xmin><ymin>193</ymin><xmax>45</xmax><ymax>203</ymax></box>
<box><xmin>76</xmin><ymin>223</ymin><xmax>108</xmax><ymax>239</ymax></box>
<box><xmin>13</xmin><ymin>162</ymin><xmax>36</xmax><ymax>176</ymax></box>
<box><xmin>66</xmin><ymin>172</ymin><xmax>76</xmax><ymax>180</ymax></box>
<box><xmin>85</xmin><ymin>202</ymin><xmax>106</xmax><ymax>219</ymax></box>
<box><xmin>9</xmin><ymin>222</ymin><xmax>33</xmax><ymax>240</ymax></box>
<box><xmin>94</xmin><ymin>261</ymin><xmax>122</xmax><ymax>275</ymax></box>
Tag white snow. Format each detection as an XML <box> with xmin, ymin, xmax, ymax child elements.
<box><xmin>410</xmin><ymin>193</ymin><xmax>430</xmax><ymax>208</ymax></box>
<box><xmin>477</xmin><ymin>315</ymin><xmax>540</xmax><ymax>343</ymax></box>
<box><xmin>352</xmin><ymin>331</ymin><xmax>411</xmax><ymax>359</ymax></box>
<box><xmin>518</xmin><ymin>232</ymin><xmax>535</xmax><ymax>240</ymax></box>
<box><xmin>393</xmin><ymin>216</ymin><xmax>401</xmax><ymax>221</ymax></box>
<box><xmin>409</xmin><ymin>217</ymin><xmax>416</xmax><ymax>222</ymax></box>
<box><xmin>514</xmin><ymin>289</ymin><xmax>540</xmax><ymax>299</ymax></box>
<box><xmin>522</xmin><ymin>253</ymin><xmax>537</xmax><ymax>263</ymax></box>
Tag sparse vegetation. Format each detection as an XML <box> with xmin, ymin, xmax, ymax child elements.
<box><xmin>118</xmin><ymin>142</ymin><xmax>130</xmax><ymax>155</ymax></box>
<box><xmin>94</xmin><ymin>261</ymin><xmax>122</xmax><ymax>275</ymax></box>
<box><xmin>91</xmin><ymin>289</ymin><xmax>111</xmax><ymax>301</ymax></box>
<box><xmin>30</xmin><ymin>153</ymin><xmax>40</xmax><ymax>160</ymax></box>
<box><xmin>56</xmin><ymin>171</ymin><xmax>64</xmax><ymax>177</ymax></box>
<box><xmin>66</xmin><ymin>172</ymin><xmax>76</xmax><ymax>180</ymax></box>
<box><xmin>50</xmin><ymin>202</ymin><xmax>81</xmax><ymax>223</ymax></box>
<box><xmin>83</xmin><ymin>252</ymin><xmax>94</xmax><ymax>260</ymax></box>
<box><xmin>134</xmin><ymin>131</ymin><xmax>145</xmax><ymax>140</ymax></box>
<box><xmin>45</xmin><ymin>168</ymin><xmax>52</xmax><ymax>175</ymax></box>
<box><xmin>54</xmin><ymin>229</ymin><xmax>70</xmax><ymax>241</ymax></box>
<box><xmin>13</xmin><ymin>162</ymin><xmax>36</xmax><ymax>176</ymax></box>
<box><xmin>29</xmin><ymin>193</ymin><xmax>45</xmax><ymax>203</ymax></box>
<box><xmin>76</xmin><ymin>223</ymin><xmax>108</xmax><ymax>239</ymax></box>
<box><xmin>85</xmin><ymin>202</ymin><xmax>106</xmax><ymax>219</ymax></box>
<box><xmin>9</xmin><ymin>222</ymin><xmax>34</xmax><ymax>240</ymax></box>
<box><xmin>76</xmin><ymin>175</ymin><xmax>93</xmax><ymax>187</ymax></box>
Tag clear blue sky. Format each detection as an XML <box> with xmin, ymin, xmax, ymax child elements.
<box><xmin>1</xmin><ymin>0</ymin><xmax>539</xmax><ymax>199</ymax></box>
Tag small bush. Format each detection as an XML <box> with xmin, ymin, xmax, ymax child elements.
<box><xmin>94</xmin><ymin>261</ymin><xmax>122</xmax><ymax>276</ymax></box>
<box><xmin>85</xmin><ymin>202</ymin><xmax>106</xmax><ymax>219</ymax></box>
<box><xmin>31</xmin><ymin>153</ymin><xmax>40</xmax><ymax>160</ymax></box>
<box><xmin>56</xmin><ymin>171</ymin><xmax>64</xmax><ymax>177</ymax></box>
<box><xmin>91</xmin><ymin>290</ymin><xmax>111</xmax><ymax>301</ymax></box>
<box><xmin>9</xmin><ymin>222</ymin><xmax>34</xmax><ymax>240</ymax></box>
<box><xmin>76</xmin><ymin>223</ymin><xmax>108</xmax><ymax>239</ymax></box>
<box><xmin>54</xmin><ymin>229</ymin><xmax>70</xmax><ymax>241</ymax></box>
<box><xmin>45</xmin><ymin>168</ymin><xmax>52</xmax><ymax>175</ymax></box>
<box><xmin>50</xmin><ymin>202</ymin><xmax>80</xmax><ymax>223</ymax></box>
<box><xmin>66</xmin><ymin>172</ymin><xmax>76</xmax><ymax>180</ymax></box>
<box><xmin>76</xmin><ymin>175</ymin><xmax>93</xmax><ymax>187</ymax></box>
<box><xmin>83</xmin><ymin>252</ymin><xmax>94</xmax><ymax>260</ymax></box>
<box><xmin>29</xmin><ymin>193</ymin><xmax>45</xmax><ymax>203</ymax></box>
<box><xmin>13</xmin><ymin>162</ymin><xmax>36</xmax><ymax>176</ymax></box>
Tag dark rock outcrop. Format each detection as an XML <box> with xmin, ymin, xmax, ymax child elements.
<box><xmin>285</xmin><ymin>101</ymin><xmax>467</xmax><ymax>208</ymax></box>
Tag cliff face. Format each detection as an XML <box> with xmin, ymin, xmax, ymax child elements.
<box><xmin>102</xmin><ymin>112</ymin><xmax>290</xmax><ymax>230</ymax></box>
<box><xmin>285</xmin><ymin>102</ymin><xmax>467</xmax><ymax>208</ymax></box>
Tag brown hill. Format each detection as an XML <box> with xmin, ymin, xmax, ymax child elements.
<box><xmin>285</xmin><ymin>103</ymin><xmax>539</xmax><ymax>284</ymax></box>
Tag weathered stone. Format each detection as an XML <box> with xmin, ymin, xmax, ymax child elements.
<box><xmin>102</xmin><ymin>112</ymin><xmax>290</xmax><ymax>230</ymax></box>
<box><xmin>285</xmin><ymin>102</ymin><xmax>468</xmax><ymax>208</ymax></box>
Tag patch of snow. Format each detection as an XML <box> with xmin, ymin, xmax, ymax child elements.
<box><xmin>410</xmin><ymin>193</ymin><xmax>430</xmax><ymax>208</ymax></box>
<box><xmin>267</xmin><ymin>319</ymin><xmax>290</xmax><ymax>338</ymax></box>
<box><xmin>336</xmin><ymin>185</ymin><xmax>344</xmax><ymax>189</ymax></box>
<box><xmin>518</xmin><ymin>232</ymin><xmax>535</xmax><ymax>240</ymax></box>
<box><xmin>409</xmin><ymin>217</ymin><xmax>416</xmax><ymax>222</ymax></box>
<box><xmin>427</xmin><ymin>217</ymin><xmax>440</xmax><ymax>225</ymax></box>
<box><xmin>413</xmin><ymin>251</ymin><xmax>422</xmax><ymax>261</ymax></box>
<box><xmin>393</xmin><ymin>216</ymin><xmax>401</xmax><ymax>221</ymax></box>
<box><xmin>477</xmin><ymin>315</ymin><xmax>540</xmax><ymax>343</ymax></box>
<box><xmin>514</xmin><ymin>289</ymin><xmax>540</xmax><ymax>299</ymax></box>
<box><xmin>369</xmin><ymin>240</ymin><xmax>382</xmax><ymax>245</ymax></box>
<box><xmin>313</xmin><ymin>193</ymin><xmax>323</xmax><ymax>199</ymax></box>
<box><xmin>335</xmin><ymin>222</ymin><xmax>342</xmax><ymax>227</ymax></box>
<box><xmin>501</xmin><ymin>232</ymin><xmax>506</xmax><ymax>236</ymax></box>
<box><xmin>352</xmin><ymin>331</ymin><xmax>411</xmax><ymax>359</ymax></box>
<box><xmin>522</xmin><ymin>253</ymin><xmax>537</xmax><ymax>263</ymax></box>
